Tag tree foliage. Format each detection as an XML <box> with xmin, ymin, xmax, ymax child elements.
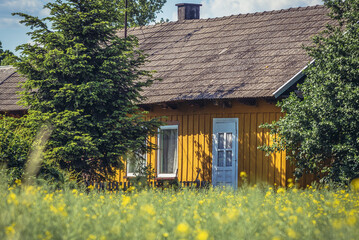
<box><xmin>260</xmin><ymin>0</ymin><xmax>359</xmax><ymax>184</ymax></box>
<box><xmin>0</xmin><ymin>41</ymin><xmax>16</xmax><ymax>66</ymax></box>
<box><xmin>13</xmin><ymin>0</ymin><xmax>163</xmax><ymax>180</ymax></box>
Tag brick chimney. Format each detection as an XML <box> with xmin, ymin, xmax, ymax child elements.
<box><xmin>176</xmin><ymin>3</ymin><xmax>202</xmax><ymax>21</ymax></box>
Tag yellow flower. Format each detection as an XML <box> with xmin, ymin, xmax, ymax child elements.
<box><xmin>347</xmin><ymin>216</ymin><xmax>357</xmax><ymax>226</ymax></box>
<box><xmin>287</xmin><ymin>228</ymin><xmax>297</xmax><ymax>238</ymax></box>
<box><xmin>121</xmin><ymin>196</ymin><xmax>131</xmax><ymax>206</ymax></box>
<box><xmin>41</xmin><ymin>231</ymin><xmax>53</xmax><ymax>240</ymax></box>
<box><xmin>87</xmin><ymin>234</ymin><xmax>97</xmax><ymax>240</ymax></box>
<box><xmin>176</xmin><ymin>222</ymin><xmax>190</xmax><ymax>235</ymax></box>
<box><xmin>50</xmin><ymin>203</ymin><xmax>68</xmax><ymax>217</ymax></box>
<box><xmin>7</xmin><ymin>192</ymin><xmax>19</xmax><ymax>205</ymax></box>
<box><xmin>15</xmin><ymin>179</ymin><xmax>21</xmax><ymax>186</ymax></box>
<box><xmin>141</xmin><ymin>204</ymin><xmax>156</xmax><ymax>216</ymax></box>
<box><xmin>240</xmin><ymin>171</ymin><xmax>247</xmax><ymax>178</ymax></box>
<box><xmin>289</xmin><ymin>215</ymin><xmax>298</xmax><ymax>224</ymax></box>
<box><xmin>5</xmin><ymin>223</ymin><xmax>15</xmax><ymax>236</ymax></box>
<box><xmin>265</xmin><ymin>191</ymin><xmax>272</xmax><ymax>198</ymax></box>
<box><xmin>163</xmin><ymin>232</ymin><xmax>169</xmax><ymax>238</ymax></box>
<box><xmin>296</xmin><ymin>207</ymin><xmax>303</xmax><ymax>214</ymax></box>
<box><xmin>272</xmin><ymin>237</ymin><xmax>281</xmax><ymax>240</ymax></box>
<box><xmin>277</xmin><ymin>188</ymin><xmax>286</xmax><ymax>194</ymax></box>
<box><xmin>196</xmin><ymin>230</ymin><xmax>209</xmax><ymax>240</ymax></box>
<box><xmin>44</xmin><ymin>193</ymin><xmax>54</xmax><ymax>202</ymax></box>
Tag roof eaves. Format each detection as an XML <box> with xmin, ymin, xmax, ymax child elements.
<box><xmin>273</xmin><ymin>59</ymin><xmax>315</xmax><ymax>98</ymax></box>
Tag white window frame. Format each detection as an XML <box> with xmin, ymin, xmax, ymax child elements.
<box><xmin>157</xmin><ymin>125</ymin><xmax>178</xmax><ymax>178</ymax></box>
<box><xmin>126</xmin><ymin>149</ymin><xmax>147</xmax><ymax>177</ymax></box>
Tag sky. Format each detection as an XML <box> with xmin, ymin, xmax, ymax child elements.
<box><xmin>0</xmin><ymin>0</ymin><xmax>323</xmax><ymax>55</ymax></box>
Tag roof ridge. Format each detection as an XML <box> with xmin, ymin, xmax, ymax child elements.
<box><xmin>126</xmin><ymin>4</ymin><xmax>325</xmax><ymax>31</ymax></box>
<box><xmin>0</xmin><ymin>65</ymin><xmax>15</xmax><ymax>69</ymax></box>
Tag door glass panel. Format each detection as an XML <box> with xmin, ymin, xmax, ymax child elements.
<box><xmin>218</xmin><ymin>133</ymin><xmax>224</xmax><ymax>149</ymax></box>
<box><xmin>226</xmin><ymin>133</ymin><xmax>232</xmax><ymax>149</ymax></box>
<box><xmin>218</xmin><ymin>151</ymin><xmax>224</xmax><ymax>167</ymax></box>
<box><xmin>226</xmin><ymin>150</ymin><xmax>232</xmax><ymax>166</ymax></box>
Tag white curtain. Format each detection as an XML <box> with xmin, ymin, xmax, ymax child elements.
<box><xmin>161</xmin><ymin>129</ymin><xmax>177</xmax><ymax>174</ymax></box>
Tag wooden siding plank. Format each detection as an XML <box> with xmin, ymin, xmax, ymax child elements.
<box><xmin>268</xmin><ymin>113</ymin><xmax>276</xmax><ymax>186</ymax></box>
<box><xmin>278</xmin><ymin>113</ymin><xmax>286</xmax><ymax>186</ymax></box>
<box><xmin>250</xmin><ymin>113</ymin><xmax>257</xmax><ymax>184</ymax></box>
<box><xmin>256</xmin><ymin>113</ymin><xmax>264</xmax><ymax>183</ymax></box>
<box><xmin>244</xmin><ymin>114</ymin><xmax>250</xmax><ymax>182</ymax></box>
<box><xmin>188</xmin><ymin>114</ymin><xmax>194</xmax><ymax>181</ymax></box>
<box><xmin>274</xmin><ymin>113</ymin><xmax>282</xmax><ymax>186</ymax></box>
<box><xmin>182</xmin><ymin>115</ymin><xmax>188</xmax><ymax>181</ymax></box>
<box><xmin>238</xmin><ymin>113</ymin><xmax>244</xmax><ymax>184</ymax></box>
<box><xmin>198</xmin><ymin>114</ymin><xmax>205</xmax><ymax>181</ymax></box>
<box><xmin>263</xmin><ymin>113</ymin><xmax>269</xmax><ymax>184</ymax></box>
<box><xmin>193</xmin><ymin>114</ymin><xmax>199</xmax><ymax>181</ymax></box>
<box><xmin>204</xmin><ymin>114</ymin><xmax>211</xmax><ymax>182</ymax></box>
<box><xmin>176</xmin><ymin>114</ymin><xmax>183</xmax><ymax>182</ymax></box>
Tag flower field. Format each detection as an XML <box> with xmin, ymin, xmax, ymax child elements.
<box><xmin>1</xmin><ymin>182</ymin><xmax>359</xmax><ymax>240</ymax></box>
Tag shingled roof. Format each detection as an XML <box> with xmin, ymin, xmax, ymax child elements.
<box><xmin>0</xmin><ymin>5</ymin><xmax>331</xmax><ymax>112</ymax></box>
<box><xmin>123</xmin><ymin>5</ymin><xmax>331</xmax><ymax>104</ymax></box>
<box><xmin>0</xmin><ymin>66</ymin><xmax>27</xmax><ymax>112</ymax></box>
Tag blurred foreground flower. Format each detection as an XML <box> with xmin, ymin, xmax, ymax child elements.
<box><xmin>350</xmin><ymin>178</ymin><xmax>359</xmax><ymax>191</ymax></box>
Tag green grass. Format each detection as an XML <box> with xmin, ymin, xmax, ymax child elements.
<box><xmin>1</xmin><ymin>182</ymin><xmax>359</xmax><ymax>240</ymax></box>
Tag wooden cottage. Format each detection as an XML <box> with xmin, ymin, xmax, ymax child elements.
<box><xmin>0</xmin><ymin>4</ymin><xmax>332</xmax><ymax>188</ymax></box>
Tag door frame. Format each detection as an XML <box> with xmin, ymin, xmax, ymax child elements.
<box><xmin>212</xmin><ymin>118</ymin><xmax>239</xmax><ymax>189</ymax></box>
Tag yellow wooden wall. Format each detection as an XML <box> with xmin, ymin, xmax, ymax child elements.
<box><xmin>117</xmin><ymin>99</ymin><xmax>296</xmax><ymax>187</ymax></box>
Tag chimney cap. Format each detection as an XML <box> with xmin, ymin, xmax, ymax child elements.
<box><xmin>176</xmin><ymin>3</ymin><xmax>202</xmax><ymax>21</ymax></box>
<box><xmin>175</xmin><ymin>3</ymin><xmax>202</xmax><ymax>7</ymax></box>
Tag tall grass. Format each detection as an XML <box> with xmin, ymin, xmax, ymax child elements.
<box><xmin>1</xmin><ymin>181</ymin><xmax>358</xmax><ymax>240</ymax></box>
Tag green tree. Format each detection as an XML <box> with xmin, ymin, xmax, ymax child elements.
<box><xmin>0</xmin><ymin>41</ymin><xmax>16</xmax><ymax>65</ymax></box>
<box><xmin>13</xmin><ymin>0</ymin><xmax>163</xmax><ymax>180</ymax></box>
<box><xmin>125</xmin><ymin>0</ymin><xmax>167</xmax><ymax>26</ymax></box>
<box><xmin>260</xmin><ymin>0</ymin><xmax>359</xmax><ymax>184</ymax></box>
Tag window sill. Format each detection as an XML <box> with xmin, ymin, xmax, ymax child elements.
<box><xmin>123</xmin><ymin>175</ymin><xmax>146</xmax><ymax>179</ymax></box>
<box><xmin>155</xmin><ymin>177</ymin><xmax>177</xmax><ymax>180</ymax></box>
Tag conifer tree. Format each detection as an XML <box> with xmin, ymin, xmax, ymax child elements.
<box><xmin>13</xmin><ymin>0</ymin><xmax>163</xmax><ymax>179</ymax></box>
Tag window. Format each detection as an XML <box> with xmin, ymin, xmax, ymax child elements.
<box><xmin>126</xmin><ymin>150</ymin><xmax>147</xmax><ymax>177</ymax></box>
<box><xmin>157</xmin><ymin>125</ymin><xmax>178</xmax><ymax>178</ymax></box>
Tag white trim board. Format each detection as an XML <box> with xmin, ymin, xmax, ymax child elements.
<box><xmin>272</xmin><ymin>59</ymin><xmax>315</xmax><ymax>98</ymax></box>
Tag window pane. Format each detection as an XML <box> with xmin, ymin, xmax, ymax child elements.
<box><xmin>226</xmin><ymin>150</ymin><xmax>232</xmax><ymax>166</ymax></box>
<box><xmin>218</xmin><ymin>133</ymin><xmax>224</xmax><ymax>149</ymax></box>
<box><xmin>226</xmin><ymin>133</ymin><xmax>232</xmax><ymax>149</ymax></box>
<box><xmin>160</xmin><ymin>128</ymin><xmax>177</xmax><ymax>174</ymax></box>
<box><xmin>218</xmin><ymin>151</ymin><xmax>224</xmax><ymax>167</ymax></box>
<box><xmin>128</xmin><ymin>160</ymin><xmax>135</xmax><ymax>173</ymax></box>
<box><xmin>127</xmin><ymin>152</ymin><xmax>146</xmax><ymax>175</ymax></box>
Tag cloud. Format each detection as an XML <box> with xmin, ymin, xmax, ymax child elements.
<box><xmin>200</xmin><ymin>0</ymin><xmax>323</xmax><ymax>18</ymax></box>
<box><xmin>0</xmin><ymin>0</ymin><xmax>52</xmax><ymax>29</ymax></box>
<box><xmin>0</xmin><ymin>17</ymin><xmax>23</xmax><ymax>28</ymax></box>
<box><xmin>0</xmin><ymin>0</ymin><xmax>42</xmax><ymax>13</ymax></box>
